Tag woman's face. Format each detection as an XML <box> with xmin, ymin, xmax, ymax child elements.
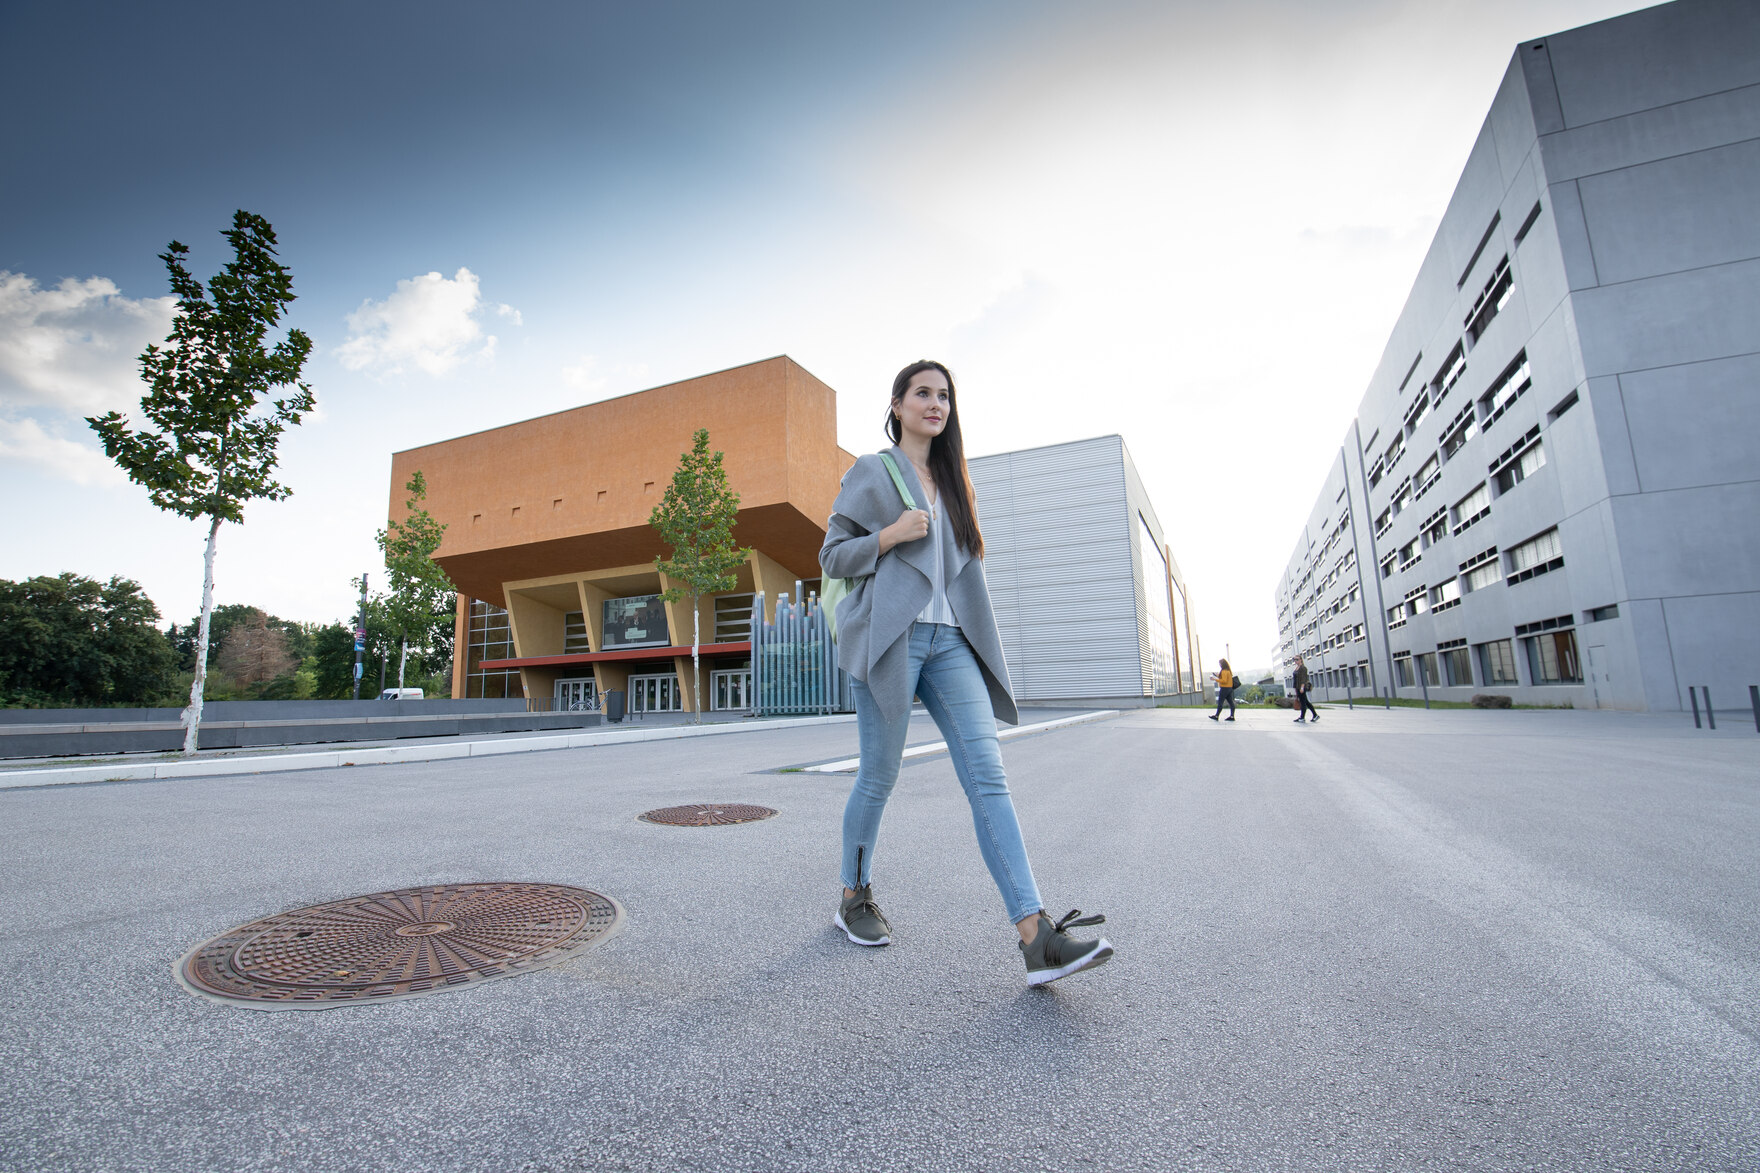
<box><xmin>894</xmin><ymin>368</ymin><xmax>950</xmax><ymax>444</ymax></box>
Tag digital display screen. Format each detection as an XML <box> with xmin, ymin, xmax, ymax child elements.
<box><xmin>601</xmin><ymin>594</ymin><xmax>671</xmax><ymax>650</ymax></box>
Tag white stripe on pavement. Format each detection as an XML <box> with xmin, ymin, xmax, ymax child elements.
<box><xmin>797</xmin><ymin>710</ymin><xmax>1120</xmax><ymax>773</ymax></box>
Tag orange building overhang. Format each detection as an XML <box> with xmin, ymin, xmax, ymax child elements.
<box><xmin>389</xmin><ymin>356</ymin><xmax>856</xmax><ymax>607</ymax></box>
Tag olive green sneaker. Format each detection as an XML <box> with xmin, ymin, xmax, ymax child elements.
<box><xmin>1021</xmin><ymin>910</ymin><xmax>1114</xmax><ymax>986</ymax></box>
<box><xmin>835</xmin><ymin>885</ymin><xmax>892</xmax><ymax>947</ymax></box>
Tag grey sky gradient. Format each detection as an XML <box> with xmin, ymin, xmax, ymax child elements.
<box><xmin>0</xmin><ymin>0</ymin><xmax>1653</xmax><ymax>667</ymax></box>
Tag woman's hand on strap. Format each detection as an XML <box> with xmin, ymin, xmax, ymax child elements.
<box><xmin>877</xmin><ymin>509</ymin><xmax>930</xmax><ymax>554</ymax></box>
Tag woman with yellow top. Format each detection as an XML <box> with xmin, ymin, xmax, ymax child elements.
<box><xmin>1208</xmin><ymin>658</ymin><xmax>1238</xmax><ymax>722</ymax></box>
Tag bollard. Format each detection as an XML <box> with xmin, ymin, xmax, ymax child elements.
<box><xmin>1384</xmin><ymin>687</ymin><xmax>1391</xmax><ymax>711</ymax></box>
<box><xmin>1751</xmin><ymin>685</ymin><xmax>1759</xmax><ymax>733</ymax></box>
<box><xmin>1703</xmin><ymin>686</ymin><xmax>1716</xmax><ymax>730</ymax></box>
<box><xmin>1690</xmin><ymin>687</ymin><xmax>1702</xmax><ymax>728</ymax></box>
<box><xmin>1346</xmin><ymin>683</ymin><xmax>1354</xmax><ymax>710</ymax></box>
<box><xmin>1419</xmin><ymin>667</ymin><xmax>1431</xmax><ymax>710</ymax></box>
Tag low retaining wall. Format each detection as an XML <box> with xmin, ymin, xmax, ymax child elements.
<box><xmin>0</xmin><ymin>699</ymin><xmax>602</xmax><ymax>758</ymax></box>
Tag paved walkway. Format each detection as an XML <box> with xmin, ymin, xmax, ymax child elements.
<box><xmin>0</xmin><ymin>706</ymin><xmax>1754</xmax><ymax>1171</ymax></box>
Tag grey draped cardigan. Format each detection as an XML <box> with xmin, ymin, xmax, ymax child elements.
<box><xmin>819</xmin><ymin>447</ymin><xmax>1019</xmax><ymax>726</ymax></box>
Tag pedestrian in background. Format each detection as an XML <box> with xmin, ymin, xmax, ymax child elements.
<box><xmin>1292</xmin><ymin>654</ymin><xmax>1319</xmax><ymax>723</ymax></box>
<box><xmin>819</xmin><ymin>358</ymin><xmax>1114</xmax><ymax>987</ymax></box>
<box><xmin>1208</xmin><ymin>658</ymin><xmax>1237</xmax><ymax>722</ymax></box>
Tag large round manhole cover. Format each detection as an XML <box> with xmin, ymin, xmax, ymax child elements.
<box><xmin>639</xmin><ymin>803</ymin><xmax>778</xmax><ymax>826</ymax></box>
<box><xmin>176</xmin><ymin>882</ymin><xmax>623</xmax><ymax>1011</ymax></box>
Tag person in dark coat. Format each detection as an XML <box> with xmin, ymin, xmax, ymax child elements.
<box><xmin>1293</xmin><ymin>655</ymin><xmax>1319</xmax><ymax>722</ymax></box>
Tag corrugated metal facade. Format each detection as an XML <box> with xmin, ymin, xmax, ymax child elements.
<box><xmin>970</xmin><ymin>435</ymin><xmax>1192</xmax><ymax>703</ymax></box>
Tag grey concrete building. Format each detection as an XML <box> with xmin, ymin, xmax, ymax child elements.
<box><xmin>1275</xmin><ymin>0</ymin><xmax>1760</xmax><ymax>712</ymax></box>
<box><xmin>972</xmin><ymin>435</ymin><xmax>1201</xmax><ymax>707</ymax></box>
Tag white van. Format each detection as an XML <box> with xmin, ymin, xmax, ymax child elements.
<box><xmin>377</xmin><ymin>688</ymin><xmax>424</xmax><ymax>700</ymax></box>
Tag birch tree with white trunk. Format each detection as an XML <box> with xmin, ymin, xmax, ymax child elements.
<box><xmin>88</xmin><ymin>210</ymin><xmax>313</xmax><ymax>753</ymax></box>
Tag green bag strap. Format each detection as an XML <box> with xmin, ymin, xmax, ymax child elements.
<box><xmin>877</xmin><ymin>451</ymin><xmax>920</xmax><ymax>512</ymax></box>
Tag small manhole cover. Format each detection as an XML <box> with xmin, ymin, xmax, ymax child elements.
<box><xmin>639</xmin><ymin>803</ymin><xmax>778</xmax><ymax>826</ymax></box>
<box><xmin>176</xmin><ymin>882</ymin><xmax>623</xmax><ymax>1011</ymax></box>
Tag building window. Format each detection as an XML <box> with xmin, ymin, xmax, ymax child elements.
<box><xmin>1452</xmin><ymin>482</ymin><xmax>1490</xmax><ymax>536</ymax></box>
<box><xmin>714</xmin><ymin>593</ymin><xmax>755</xmax><ymax>643</ymax></box>
<box><xmin>1461</xmin><ymin>546</ymin><xmax>1501</xmax><ymax>593</ymax></box>
<box><xmin>1398</xmin><ymin>537</ymin><xmax>1421</xmax><ymax>572</ymax></box>
<box><xmin>563</xmin><ymin>611</ymin><xmax>591</xmax><ymax>654</ymax></box>
<box><xmin>1415</xmin><ymin>454</ymin><xmax>1441</xmax><ymax>499</ymax></box>
<box><xmin>1368</xmin><ymin>458</ymin><xmax>1386</xmax><ymax>489</ymax></box>
<box><xmin>1375</xmin><ymin>507</ymin><xmax>1393</xmax><ymax>538</ymax></box>
<box><xmin>1547</xmin><ymin>390</ymin><xmax>1578</xmax><ymax>421</ymax></box>
<box><xmin>1433</xmin><ymin>343</ymin><xmax>1467</xmax><ymax>400</ymax></box>
<box><xmin>1507</xmin><ymin>527</ymin><xmax>1564</xmax><ymax>585</ymax></box>
<box><xmin>1380</xmin><ymin>551</ymin><xmax>1397</xmax><ymax>580</ymax></box>
<box><xmin>1430</xmin><ymin>579</ymin><xmax>1461</xmax><ymax>612</ymax></box>
<box><xmin>1385</xmin><ymin>432</ymin><xmax>1406</xmax><ymax>472</ymax></box>
<box><xmin>1480</xmin><ymin>351</ymin><xmax>1532</xmax><ymax>429</ymax></box>
<box><xmin>1391</xmin><ymin>477</ymin><xmax>1413</xmax><ymax>515</ymax></box>
<box><xmin>1441</xmin><ymin>403</ymin><xmax>1479</xmax><ymax>459</ymax></box>
<box><xmin>1493</xmin><ymin>438</ymin><xmax>1545</xmax><ymax>495</ymax></box>
<box><xmin>1440</xmin><ymin>641</ymin><xmax>1473</xmax><ymax>686</ymax></box>
<box><xmin>1586</xmin><ymin>604</ymin><xmax>1619</xmax><ymax>623</ymax></box>
<box><xmin>1387</xmin><ymin>601</ymin><xmax>1408</xmax><ymax>629</ymax></box>
<box><xmin>465</xmin><ymin>600</ymin><xmax>522</xmax><ymax>699</ymax></box>
<box><xmin>1465</xmin><ymin>256</ymin><xmax>1513</xmax><ymax>344</ymax></box>
<box><xmin>1421</xmin><ymin>508</ymin><xmax>1448</xmax><ymax>548</ymax></box>
<box><xmin>1525</xmin><ymin>628</ymin><xmax>1582</xmax><ymax>684</ymax></box>
<box><xmin>1477</xmin><ymin>638</ymin><xmax>1519</xmax><ymax>685</ymax></box>
<box><xmin>1394</xmin><ymin>655</ymin><xmax>1415</xmax><ymax>687</ymax></box>
<box><xmin>1514</xmin><ymin>200</ymin><xmax>1543</xmax><ymax>246</ymax></box>
<box><xmin>1405</xmin><ymin>391</ymin><xmax>1432</xmax><ymax>436</ymax></box>
<box><xmin>1417</xmin><ymin>652</ymin><xmax>1440</xmax><ymax>687</ymax></box>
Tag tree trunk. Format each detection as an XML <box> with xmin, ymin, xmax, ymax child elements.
<box><xmin>398</xmin><ymin>638</ymin><xmax>408</xmax><ymax>690</ymax></box>
<box><xmin>182</xmin><ymin>515</ymin><xmax>222</xmax><ymax>755</ymax></box>
<box><xmin>692</xmin><ymin>597</ymin><xmax>701</xmax><ymax>725</ymax></box>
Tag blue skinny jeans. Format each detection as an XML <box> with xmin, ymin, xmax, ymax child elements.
<box><xmin>841</xmin><ymin>622</ymin><xmax>1043</xmax><ymax>924</ymax></box>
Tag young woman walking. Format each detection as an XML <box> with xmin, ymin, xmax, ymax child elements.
<box><xmin>1208</xmin><ymin>658</ymin><xmax>1237</xmax><ymax>721</ymax></box>
<box><xmin>819</xmin><ymin>360</ymin><xmax>1114</xmax><ymax>987</ymax></box>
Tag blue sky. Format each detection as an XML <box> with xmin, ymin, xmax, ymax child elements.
<box><xmin>0</xmin><ymin>0</ymin><xmax>1649</xmax><ymax>667</ymax></box>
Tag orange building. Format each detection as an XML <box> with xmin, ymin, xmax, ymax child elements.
<box><xmin>390</xmin><ymin>356</ymin><xmax>853</xmax><ymax>713</ymax></box>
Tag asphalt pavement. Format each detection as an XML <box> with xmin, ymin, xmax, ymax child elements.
<box><xmin>0</xmin><ymin>705</ymin><xmax>1754</xmax><ymax>1172</ymax></box>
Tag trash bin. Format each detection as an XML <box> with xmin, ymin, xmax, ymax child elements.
<box><xmin>605</xmin><ymin>689</ymin><xmax>626</xmax><ymax>723</ymax></box>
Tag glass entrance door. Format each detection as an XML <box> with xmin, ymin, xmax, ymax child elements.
<box><xmin>628</xmin><ymin>673</ymin><xmax>681</xmax><ymax>714</ymax></box>
<box><xmin>711</xmin><ymin>669</ymin><xmax>751</xmax><ymax>711</ymax></box>
<box><xmin>555</xmin><ymin>678</ymin><xmax>598</xmax><ymax>712</ymax></box>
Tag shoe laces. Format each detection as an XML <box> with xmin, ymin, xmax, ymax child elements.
<box><xmin>848</xmin><ymin>886</ymin><xmax>888</xmax><ymax>927</ymax></box>
<box><xmin>1053</xmin><ymin>909</ymin><xmax>1105</xmax><ymax>933</ymax></box>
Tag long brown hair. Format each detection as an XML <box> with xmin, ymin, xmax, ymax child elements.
<box><xmin>885</xmin><ymin>359</ymin><xmax>984</xmax><ymax>558</ymax></box>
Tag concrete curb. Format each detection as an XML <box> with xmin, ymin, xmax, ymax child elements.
<box><xmin>0</xmin><ymin>714</ymin><xmax>858</xmax><ymax>790</ymax></box>
<box><xmin>797</xmin><ymin>710</ymin><xmax>1121</xmax><ymax>773</ymax></box>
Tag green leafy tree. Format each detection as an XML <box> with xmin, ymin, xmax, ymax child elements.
<box><xmin>649</xmin><ymin>429</ymin><xmax>749</xmax><ymax>723</ymax></box>
<box><xmin>309</xmin><ymin>621</ymin><xmax>358</xmax><ymax>699</ymax></box>
<box><xmin>87</xmin><ymin>210</ymin><xmax>313</xmax><ymax>752</ymax></box>
<box><xmin>376</xmin><ymin>470</ymin><xmax>456</xmax><ymax>693</ymax></box>
<box><xmin>0</xmin><ymin>573</ymin><xmax>177</xmax><ymax>707</ymax></box>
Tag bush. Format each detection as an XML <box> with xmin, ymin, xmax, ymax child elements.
<box><xmin>1471</xmin><ymin>693</ymin><xmax>1513</xmax><ymax>709</ymax></box>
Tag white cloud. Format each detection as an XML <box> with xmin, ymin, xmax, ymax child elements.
<box><xmin>0</xmin><ymin>272</ymin><xmax>176</xmax><ymax>416</ymax></box>
<box><xmin>560</xmin><ymin>353</ymin><xmax>607</xmax><ymax>393</ymax></box>
<box><xmin>0</xmin><ymin>414</ymin><xmax>126</xmax><ymax>486</ymax></box>
<box><xmin>336</xmin><ymin>267</ymin><xmax>517</xmax><ymax>376</ymax></box>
